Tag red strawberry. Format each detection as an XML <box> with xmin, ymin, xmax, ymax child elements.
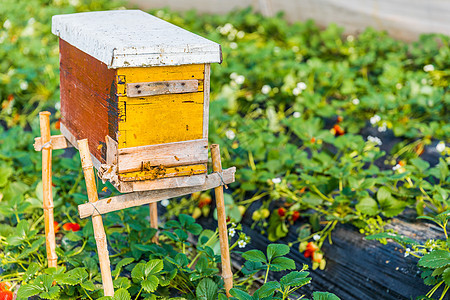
<box><xmin>277</xmin><ymin>207</ymin><xmax>286</xmax><ymax>217</ymax></box>
<box><xmin>62</xmin><ymin>223</ymin><xmax>81</xmax><ymax>232</ymax></box>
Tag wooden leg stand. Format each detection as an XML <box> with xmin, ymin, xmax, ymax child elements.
<box><xmin>149</xmin><ymin>202</ymin><xmax>159</xmax><ymax>243</ymax></box>
<box><xmin>39</xmin><ymin>112</ymin><xmax>58</xmax><ymax>268</ymax></box>
<box><xmin>211</xmin><ymin>144</ymin><xmax>233</xmax><ymax>297</ymax></box>
<box><xmin>78</xmin><ymin>139</ymin><xmax>114</xmax><ymax>297</ymax></box>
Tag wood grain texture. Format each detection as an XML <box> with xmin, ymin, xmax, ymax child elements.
<box><xmin>117</xmin><ymin>64</ymin><xmax>205</xmax><ymax>148</ymax></box>
<box><xmin>118</xmin><ymin>92</ymin><xmax>204</xmax><ymax>148</ymax></box>
<box><xmin>127</xmin><ymin>79</ymin><xmax>198</xmax><ymax>97</ymax></box>
<box><xmin>59</xmin><ymin>39</ymin><xmax>117</xmax><ymax>164</ymax></box>
<box><xmin>119</xmin><ymin>164</ymin><xmax>207</xmax><ymax>182</ymax></box>
<box><xmin>211</xmin><ymin>144</ymin><xmax>233</xmax><ymax>296</ymax></box>
<box><xmin>105</xmin><ymin>135</ymin><xmax>118</xmax><ymax>165</ymax></box>
<box><xmin>78</xmin><ymin>167</ymin><xmax>236</xmax><ymax>218</ymax></box>
<box><xmin>78</xmin><ymin>139</ymin><xmax>114</xmax><ymax>297</ymax></box>
<box><xmin>130</xmin><ymin>173</ymin><xmax>206</xmax><ymax>192</ymax></box>
<box><xmin>39</xmin><ymin>112</ymin><xmax>57</xmax><ymax>268</ymax></box>
<box><xmin>203</xmin><ymin>64</ymin><xmax>210</xmax><ymax>139</ymax></box>
<box><xmin>149</xmin><ymin>202</ymin><xmax>159</xmax><ymax>243</ymax></box>
<box><xmin>118</xmin><ymin>138</ymin><xmax>208</xmax><ymax>172</ymax></box>
<box><xmin>34</xmin><ymin>135</ymin><xmax>71</xmax><ymax>151</ymax></box>
<box><xmin>61</xmin><ymin>123</ymin><xmax>102</xmax><ymax>171</ymax></box>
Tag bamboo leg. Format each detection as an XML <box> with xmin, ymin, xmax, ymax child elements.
<box><xmin>149</xmin><ymin>202</ymin><xmax>159</xmax><ymax>243</ymax></box>
<box><xmin>39</xmin><ymin>112</ymin><xmax>57</xmax><ymax>268</ymax></box>
<box><xmin>78</xmin><ymin>139</ymin><xmax>114</xmax><ymax>297</ymax></box>
<box><xmin>210</xmin><ymin>144</ymin><xmax>233</xmax><ymax>297</ymax></box>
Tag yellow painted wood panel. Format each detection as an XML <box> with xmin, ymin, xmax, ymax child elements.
<box><xmin>116</xmin><ymin>64</ymin><xmax>206</xmax><ymax>148</ymax></box>
<box><xmin>118</xmin><ymin>92</ymin><xmax>204</xmax><ymax>148</ymax></box>
<box><xmin>118</xmin><ymin>164</ymin><xmax>207</xmax><ymax>181</ymax></box>
<box><xmin>117</xmin><ymin>64</ymin><xmax>205</xmax><ymax>95</ymax></box>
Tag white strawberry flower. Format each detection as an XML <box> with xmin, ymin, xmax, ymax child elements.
<box><xmin>261</xmin><ymin>85</ymin><xmax>271</xmax><ymax>95</ymax></box>
<box><xmin>436</xmin><ymin>142</ymin><xmax>446</xmax><ymax>153</ymax></box>
<box><xmin>423</xmin><ymin>64</ymin><xmax>434</xmax><ymax>72</ymax></box>
<box><xmin>367</xmin><ymin>136</ymin><xmax>382</xmax><ymax>146</ymax></box>
<box><xmin>235</xmin><ymin>75</ymin><xmax>245</xmax><ymax>84</ymax></box>
<box><xmin>272</xmin><ymin>178</ymin><xmax>282</xmax><ymax>184</ymax></box>
<box><xmin>297</xmin><ymin>82</ymin><xmax>307</xmax><ymax>90</ymax></box>
<box><xmin>370</xmin><ymin>114</ymin><xmax>381</xmax><ymax>125</ymax></box>
<box><xmin>293</xmin><ymin>87</ymin><xmax>301</xmax><ymax>96</ymax></box>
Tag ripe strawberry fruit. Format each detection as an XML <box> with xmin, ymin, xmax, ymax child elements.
<box><xmin>277</xmin><ymin>207</ymin><xmax>286</xmax><ymax>217</ymax></box>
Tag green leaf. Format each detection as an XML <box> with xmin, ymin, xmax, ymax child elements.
<box><xmin>145</xmin><ymin>259</ymin><xmax>163</xmax><ymax>276</ymax></box>
<box><xmin>280</xmin><ymin>271</ymin><xmax>311</xmax><ymax>287</ymax></box>
<box><xmin>271</xmin><ymin>257</ymin><xmax>296</xmax><ymax>271</ymax></box>
<box><xmin>442</xmin><ymin>268</ymin><xmax>450</xmax><ymax>285</ymax></box>
<box><xmin>112</xmin><ymin>257</ymin><xmax>135</xmax><ymax>277</ymax></box>
<box><xmin>196</xmin><ymin>278</ymin><xmax>219</xmax><ymax>300</ymax></box>
<box><xmin>40</xmin><ymin>286</ymin><xmax>60</xmax><ymax>299</ymax></box>
<box><xmin>141</xmin><ymin>275</ymin><xmax>159</xmax><ymax>292</ymax></box>
<box><xmin>365</xmin><ymin>232</ymin><xmax>419</xmax><ymax>246</ymax></box>
<box><xmin>131</xmin><ymin>263</ymin><xmax>145</xmax><ymax>282</ymax></box>
<box><xmin>267</xmin><ymin>244</ymin><xmax>290</xmax><ymax>261</ymax></box>
<box><xmin>242</xmin><ymin>250</ymin><xmax>267</xmax><ymax>263</ymax></box>
<box><xmin>114</xmin><ymin>277</ymin><xmax>131</xmax><ymax>290</ymax></box>
<box><xmin>379</xmin><ymin>196</ymin><xmax>406</xmax><ymax>217</ymax></box>
<box><xmin>113</xmin><ymin>288</ymin><xmax>131</xmax><ymax>300</ymax></box>
<box><xmin>54</xmin><ymin>268</ymin><xmax>88</xmax><ymax>285</ymax></box>
<box><xmin>313</xmin><ymin>291</ymin><xmax>341</xmax><ymax>300</ymax></box>
<box><xmin>410</xmin><ymin>158</ymin><xmax>430</xmax><ymax>172</ymax></box>
<box><xmin>377</xmin><ymin>186</ymin><xmax>391</xmax><ymax>202</ymax></box>
<box><xmin>0</xmin><ymin>166</ymin><xmax>13</xmax><ymax>187</ymax></box>
<box><xmin>17</xmin><ymin>284</ymin><xmax>43</xmax><ymax>298</ymax></box>
<box><xmin>419</xmin><ymin>250</ymin><xmax>450</xmax><ymax>269</ymax></box>
<box><xmin>23</xmin><ymin>262</ymin><xmax>40</xmax><ymax>282</ymax></box>
<box><xmin>81</xmin><ymin>280</ymin><xmax>96</xmax><ymax>291</ymax></box>
<box><xmin>256</xmin><ymin>281</ymin><xmax>280</xmax><ymax>297</ymax></box>
<box><xmin>179</xmin><ymin>214</ymin><xmax>195</xmax><ymax>227</ymax></box>
<box><xmin>229</xmin><ymin>288</ymin><xmax>253</xmax><ymax>300</ymax></box>
<box><xmin>355</xmin><ymin>197</ymin><xmax>379</xmax><ymax>216</ymax></box>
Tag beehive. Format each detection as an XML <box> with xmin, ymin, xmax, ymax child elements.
<box><xmin>52</xmin><ymin>10</ymin><xmax>222</xmax><ymax>193</ymax></box>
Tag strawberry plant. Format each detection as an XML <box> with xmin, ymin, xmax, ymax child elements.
<box><xmin>1</xmin><ymin>0</ymin><xmax>449</xmax><ymax>298</ymax></box>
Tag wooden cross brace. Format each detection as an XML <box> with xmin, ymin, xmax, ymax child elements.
<box><xmin>35</xmin><ymin>111</ymin><xmax>235</xmax><ymax>297</ymax></box>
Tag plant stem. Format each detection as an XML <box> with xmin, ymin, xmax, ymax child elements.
<box><xmin>264</xmin><ymin>265</ymin><xmax>270</xmax><ymax>284</ymax></box>
<box><xmin>311</xmin><ymin>185</ymin><xmax>333</xmax><ymax>203</ymax></box>
<box><xmin>427</xmin><ymin>281</ymin><xmax>444</xmax><ymax>298</ymax></box>
<box><xmin>134</xmin><ymin>287</ymin><xmax>143</xmax><ymax>300</ymax></box>
<box><xmin>82</xmin><ymin>287</ymin><xmax>93</xmax><ymax>300</ymax></box>
<box><xmin>439</xmin><ymin>285</ymin><xmax>449</xmax><ymax>300</ymax></box>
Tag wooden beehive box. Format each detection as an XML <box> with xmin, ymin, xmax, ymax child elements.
<box><xmin>52</xmin><ymin>10</ymin><xmax>222</xmax><ymax>193</ymax></box>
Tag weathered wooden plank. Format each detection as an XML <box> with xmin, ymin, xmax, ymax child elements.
<box><xmin>130</xmin><ymin>173</ymin><xmax>206</xmax><ymax>192</ymax></box>
<box><xmin>34</xmin><ymin>135</ymin><xmax>72</xmax><ymax>151</ymax></box>
<box><xmin>117</xmin><ymin>64</ymin><xmax>205</xmax><ymax>85</ymax></box>
<box><xmin>117</xmin><ymin>92</ymin><xmax>204</xmax><ymax>148</ymax></box>
<box><xmin>60</xmin><ymin>123</ymin><xmax>102</xmax><ymax>171</ymax></box>
<box><xmin>203</xmin><ymin>64</ymin><xmax>210</xmax><ymax>139</ymax></box>
<box><xmin>119</xmin><ymin>164</ymin><xmax>207</xmax><ymax>181</ymax></box>
<box><xmin>127</xmin><ymin>80</ymin><xmax>198</xmax><ymax>97</ymax></box>
<box><xmin>59</xmin><ymin>39</ymin><xmax>117</xmax><ymax>163</ymax></box>
<box><xmin>105</xmin><ymin>135</ymin><xmax>118</xmax><ymax>165</ymax></box>
<box><xmin>78</xmin><ymin>167</ymin><xmax>236</xmax><ymax>218</ymax></box>
<box><xmin>117</xmin><ymin>138</ymin><xmax>208</xmax><ymax>172</ymax></box>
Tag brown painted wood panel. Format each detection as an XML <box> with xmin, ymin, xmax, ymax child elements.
<box><xmin>59</xmin><ymin>39</ymin><xmax>118</xmax><ymax>163</ymax></box>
